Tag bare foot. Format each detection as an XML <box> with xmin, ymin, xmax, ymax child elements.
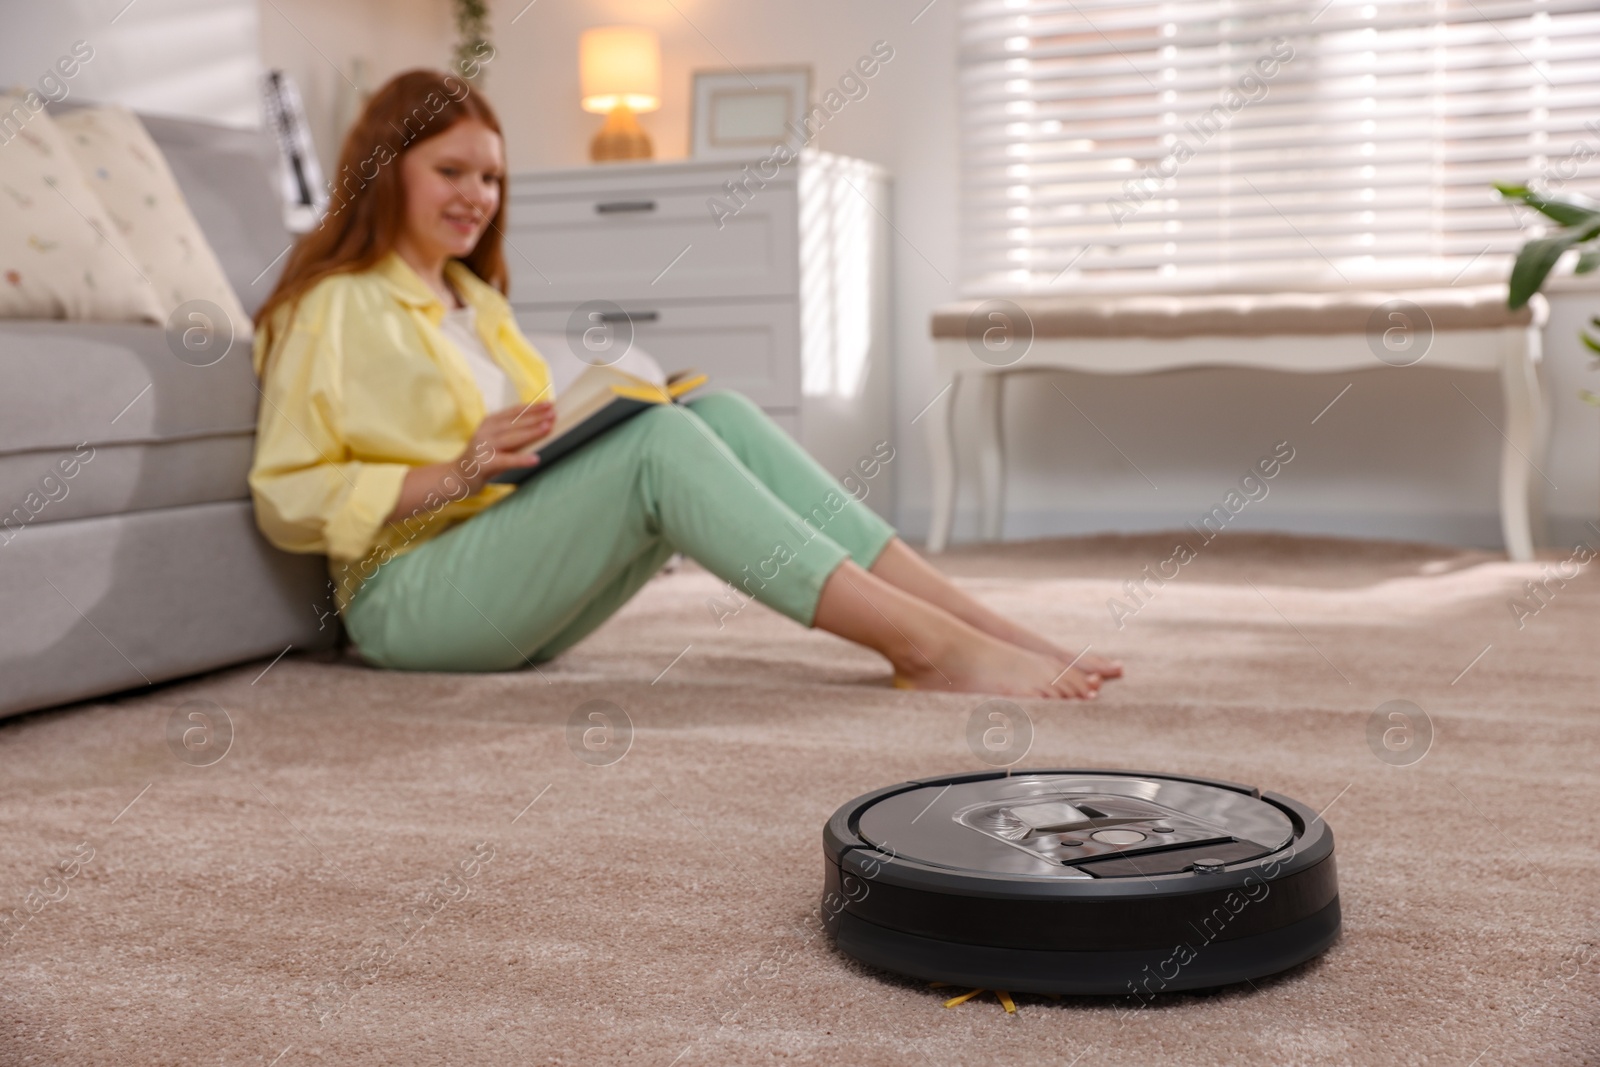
<box><xmin>895</xmin><ymin>629</ymin><xmax>1103</xmax><ymax>700</ymax></box>
<box><xmin>985</xmin><ymin>626</ymin><xmax>1123</xmax><ymax>681</ymax></box>
<box><xmin>1051</xmin><ymin>646</ymin><xmax>1124</xmax><ymax>681</ymax></box>
<box><xmin>956</xmin><ymin>609</ymin><xmax>1123</xmax><ymax>680</ymax></box>
<box><xmin>985</xmin><ymin>630</ymin><xmax>1126</xmax><ymax>681</ymax></box>
<box><xmin>863</xmin><ymin>540</ymin><xmax>1122</xmax><ymax>683</ymax></box>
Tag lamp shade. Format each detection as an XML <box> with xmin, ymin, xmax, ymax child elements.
<box><xmin>580</xmin><ymin>26</ymin><xmax>662</xmax><ymax>114</ymax></box>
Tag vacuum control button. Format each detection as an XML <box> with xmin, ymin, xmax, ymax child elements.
<box><xmin>1090</xmin><ymin>829</ymin><xmax>1146</xmax><ymax>845</ymax></box>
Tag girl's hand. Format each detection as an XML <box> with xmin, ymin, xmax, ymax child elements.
<box><xmin>385</xmin><ymin>401</ymin><xmax>558</xmax><ymax>524</ymax></box>
<box><xmin>458</xmin><ymin>401</ymin><xmax>556</xmax><ymax>489</ymax></box>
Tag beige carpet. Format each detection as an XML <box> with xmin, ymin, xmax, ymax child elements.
<box><xmin>2</xmin><ymin>533</ymin><xmax>1596</xmax><ymax>1066</ymax></box>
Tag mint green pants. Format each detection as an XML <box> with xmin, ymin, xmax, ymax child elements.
<box><xmin>344</xmin><ymin>391</ymin><xmax>897</xmax><ymax>671</ymax></box>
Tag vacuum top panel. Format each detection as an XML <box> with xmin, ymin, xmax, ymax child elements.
<box><xmin>855</xmin><ymin>773</ymin><xmax>1295</xmax><ymax>880</ymax></box>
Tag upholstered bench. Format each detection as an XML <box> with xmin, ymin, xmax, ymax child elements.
<box><xmin>924</xmin><ymin>285</ymin><xmax>1547</xmax><ymax>559</ymax></box>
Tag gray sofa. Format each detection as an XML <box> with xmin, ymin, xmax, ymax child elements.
<box><xmin>0</xmin><ymin>112</ymin><xmax>336</xmax><ymax>718</ymax></box>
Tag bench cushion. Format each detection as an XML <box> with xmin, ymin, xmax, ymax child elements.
<box><xmin>931</xmin><ymin>285</ymin><xmax>1533</xmax><ymax>341</ymax></box>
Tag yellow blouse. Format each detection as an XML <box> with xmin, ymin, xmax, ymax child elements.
<box><xmin>248</xmin><ymin>253</ymin><xmax>552</xmax><ymax>610</ymax></box>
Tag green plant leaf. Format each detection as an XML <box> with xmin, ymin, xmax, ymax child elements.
<box><xmin>1579</xmin><ymin>252</ymin><xmax>1600</xmax><ymax>275</ymax></box>
<box><xmin>1508</xmin><ymin>235</ymin><xmax>1580</xmax><ymax>308</ymax></box>
<box><xmin>1496</xmin><ymin>184</ymin><xmax>1600</xmax><ymax>227</ymax></box>
<box><xmin>1580</xmin><ymin>389</ymin><xmax>1600</xmax><ymax>408</ymax></box>
<box><xmin>1581</xmin><ymin>331</ymin><xmax>1600</xmax><ymax>354</ymax></box>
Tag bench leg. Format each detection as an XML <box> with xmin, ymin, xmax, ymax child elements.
<box><xmin>975</xmin><ymin>372</ymin><xmax>1006</xmax><ymax>542</ymax></box>
<box><xmin>1528</xmin><ymin>332</ymin><xmax>1552</xmax><ymax>549</ymax></box>
<box><xmin>924</xmin><ymin>373</ymin><xmax>959</xmax><ymax>554</ymax></box>
<box><xmin>1498</xmin><ymin>330</ymin><xmax>1545</xmax><ymax>562</ymax></box>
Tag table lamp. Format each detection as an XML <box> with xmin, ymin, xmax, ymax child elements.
<box><xmin>580</xmin><ymin>26</ymin><xmax>661</xmax><ymax>162</ymax></box>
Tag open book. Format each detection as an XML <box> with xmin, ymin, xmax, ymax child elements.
<box><xmin>488</xmin><ymin>364</ymin><xmax>708</xmax><ymax>485</ymax></box>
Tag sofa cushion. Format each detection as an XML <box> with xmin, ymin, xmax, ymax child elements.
<box><xmin>55</xmin><ymin>105</ymin><xmax>252</xmax><ymax>334</ymax></box>
<box><xmin>0</xmin><ymin>500</ymin><xmax>336</xmax><ymax>718</ymax></box>
<box><xmin>930</xmin><ymin>284</ymin><xmax>1535</xmax><ymax>340</ymax></box>
<box><xmin>0</xmin><ymin>94</ymin><xmax>165</xmax><ymax>323</ymax></box>
<box><xmin>136</xmin><ymin>113</ymin><xmax>291</xmax><ymax>318</ymax></box>
<box><xmin>0</xmin><ymin>321</ymin><xmax>257</xmax><ymax>529</ymax></box>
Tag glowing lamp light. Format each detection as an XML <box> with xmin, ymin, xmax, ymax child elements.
<box><xmin>579</xmin><ymin>26</ymin><xmax>661</xmax><ymax>161</ymax></box>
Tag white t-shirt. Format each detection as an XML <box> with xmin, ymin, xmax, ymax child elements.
<box><xmin>439</xmin><ymin>303</ymin><xmax>517</xmax><ymax>410</ymax></box>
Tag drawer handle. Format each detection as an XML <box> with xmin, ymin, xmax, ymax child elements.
<box><xmin>595</xmin><ymin>200</ymin><xmax>657</xmax><ymax>214</ymax></box>
<box><xmin>598</xmin><ymin>310</ymin><xmax>658</xmax><ymax>323</ymax></box>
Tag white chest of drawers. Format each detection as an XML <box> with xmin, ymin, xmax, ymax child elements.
<box><xmin>505</xmin><ymin>152</ymin><xmax>894</xmax><ymax>514</ymax></box>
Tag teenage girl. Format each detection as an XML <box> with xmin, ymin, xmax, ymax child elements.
<box><xmin>249</xmin><ymin>71</ymin><xmax>1121</xmax><ymax>699</ymax></box>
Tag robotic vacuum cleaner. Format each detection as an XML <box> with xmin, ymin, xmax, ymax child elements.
<box><xmin>822</xmin><ymin>769</ymin><xmax>1339</xmax><ymax>995</ymax></box>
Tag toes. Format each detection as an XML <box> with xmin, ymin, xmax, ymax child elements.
<box><xmin>1052</xmin><ymin>670</ymin><xmax>1097</xmax><ymax>700</ymax></box>
<box><xmin>1084</xmin><ymin>656</ymin><xmax>1123</xmax><ymax>679</ymax></box>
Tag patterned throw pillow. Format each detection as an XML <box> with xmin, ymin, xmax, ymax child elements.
<box><xmin>0</xmin><ymin>94</ymin><xmax>165</xmax><ymax>322</ymax></box>
<box><xmin>55</xmin><ymin>104</ymin><xmax>251</xmax><ymax>335</ymax></box>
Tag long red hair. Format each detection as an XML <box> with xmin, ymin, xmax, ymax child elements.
<box><xmin>254</xmin><ymin>69</ymin><xmax>507</xmax><ymax>349</ymax></box>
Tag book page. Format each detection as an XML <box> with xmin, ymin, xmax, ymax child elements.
<box><xmin>525</xmin><ymin>332</ymin><xmax>669</xmax><ymax>394</ymax></box>
<box><xmin>539</xmin><ymin>365</ymin><xmax>655</xmax><ymax>444</ymax></box>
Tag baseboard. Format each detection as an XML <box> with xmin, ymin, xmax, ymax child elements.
<box><xmin>897</xmin><ymin>507</ymin><xmax>1600</xmax><ymax>554</ymax></box>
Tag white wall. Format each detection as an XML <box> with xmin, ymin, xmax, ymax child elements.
<box><xmin>0</xmin><ymin>0</ymin><xmax>261</xmax><ymax>127</ymax></box>
<box><xmin>250</xmin><ymin>0</ymin><xmax>1597</xmax><ymax>550</ymax></box>
<box><xmin>255</xmin><ymin>0</ymin><xmax>453</xmax><ymax>169</ymax></box>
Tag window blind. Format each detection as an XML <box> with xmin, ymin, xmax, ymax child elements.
<box><xmin>959</xmin><ymin>0</ymin><xmax>1600</xmax><ymax>294</ymax></box>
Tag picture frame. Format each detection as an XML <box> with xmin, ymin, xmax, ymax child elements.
<box><xmin>690</xmin><ymin>66</ymin><xmax>812</xmax><ymax>161</ymax></box>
